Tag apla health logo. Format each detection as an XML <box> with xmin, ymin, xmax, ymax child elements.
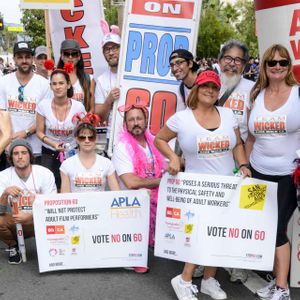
<box><xmin>111</xmin><ymin>196</ymin><xmax>141</xmax><ymax>208</ymax></box>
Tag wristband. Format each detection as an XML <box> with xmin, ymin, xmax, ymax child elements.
<box><xmin>239</xmin><ymin>163</ymin><xmax>249</xmax><ymax>170</ymax></box>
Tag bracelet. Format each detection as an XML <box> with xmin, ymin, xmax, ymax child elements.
<box><xmin>239</xmin><ymin>163</ymin><xmax>249</xmax><ymax>170</ymax></box>
<box><xmin>42</xmin><ymin>135</ymin><xmax>47</xmax><ymax>143</ymax></box>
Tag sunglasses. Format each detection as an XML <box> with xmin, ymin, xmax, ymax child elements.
<box><xmin>77</xmin><ymin>135</ymin><xmax>96</xmax><ymax>142</ymax></box>
<box><xmin>266</xmin><ymin>59</ymin><xmax>289</xmax><ymax>67</ymax></box>
<box><xmin>63</xmin><ymin>51</ymin><xmax>80</xmax><ymax>58</ymax></box>
<box><xmin>118</xmin><ymin>103</ymin><xmax>149</xmax><ymax>118</ymax></box>
<box><xmin>18</xmin><ymin>85</ymin><xmax>25</xmax><ymax>102</ymax></box>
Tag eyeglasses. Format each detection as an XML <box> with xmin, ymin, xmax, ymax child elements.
<box><xmin>266</xmin><ymin>59</ymin><xmax>289</xmax><ymax>67</ymax></box>
<box><xmin>18</xmin><ymin>85</ymin><xmax>25</xmax><ymax>102</ymax></box>
<box><xmin>223</xmin><ymin>55</ymin><xmax>246</xmax><ymax>65</ymax></box>
<box><xmin>103</xmin><ymin>45</ymin><xmax>120</xmax><ymax>55</ymax></box>
<box><xmin>63</xmin><ymin>51</ymin><xmax>80</xmax><ymax>58</ymax></box>
<box><xmin>77</xmin><ymin>135</ymin><xmax>96</xmax><ymax>142</ymax></box>
<box><xmin>169</xmin><ymin>59</ymin><xmax>187</xmax><ymax>69</ymax></box>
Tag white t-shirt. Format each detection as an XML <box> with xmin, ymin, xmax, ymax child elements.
<box><xmin>112</xmin><ymin>141</ymin><xmax>156</xmax><ymax>189</ymax></box>
<box><xmin>72</xmin><ymin>74</ymin><xmax>93</xmax><ymax>105</ymax></box>
<box><xmin>0</xmin><ymin>73</ymin><xmax>51</xmax><ymax>154</ymax></box>
<box><xmin>36</xmin><ymin>99</ymin><xmax>86</xmax><ymax>151</ymax></box>
<box><xmin>0</xmin><ymin>165</ymin><xmax>57</xmax><ymax>212</ymax></box>
<box><xmin>222</xmin><ymin>77</ymin><xmax>254</xmax><ymax>141</ymax></box>
<box><xmin>95</xmin><ymin>70</ymin><xmax>117</xmax><ymax>138</ymax></box>
<box><xmin>60</xmin><ymin>154</ymin><xmax>115</xmax><ymax>193</ymax></box>
<box><xmin>249</xmin><ymin>85</ymin><xmax>300</xmax><ymax>175</ymax></box>
<box><xmin>166</xmin><ymin>107</ymin><xmax>238</xmax><ymax>175</ymax></box>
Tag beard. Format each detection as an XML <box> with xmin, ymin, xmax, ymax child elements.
<box><xmin>128</xmin><ymin>125</ymin><xmax>146</xmax><ymax>137</ymax></box>
<box><xmin>17</xmin><ymin>64</ymin><xmax>33</xmax><ymax>75</ymax></box>
<box><xmin>219</xmin><ymin>72</ymin><xmax>241</xmax><ymax>97</ymax></box>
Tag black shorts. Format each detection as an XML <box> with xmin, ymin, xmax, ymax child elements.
<box><xmin>250</xmin><ymin>166</ymin><xmax>297</xmax><ymax>247</ymax></box>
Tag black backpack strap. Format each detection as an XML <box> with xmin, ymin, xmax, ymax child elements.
<box><xmin>179</xmin><ymin>81</ymin><xmax>185</xmax><ymax>103</ymax></box>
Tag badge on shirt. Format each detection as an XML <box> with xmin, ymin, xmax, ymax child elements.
<box><xmin>197</xmin><ymin>135</ymin><xmax>230</xmax><ymax>158</ymax></box>
<box><xmin>253</xmin><ymin>115</ymin><xmax>287</xmax><ymax>135</ymax></box>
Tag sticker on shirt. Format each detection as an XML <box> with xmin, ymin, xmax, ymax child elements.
<box><xmin>253</xmin><ymin>115</ymin><xmax>287</xmax><ymax>135</ymax></box>
<box><xmin>8</xmin><ymin>97</ymin><xmax>36</xmax><ymax>116</ymax></box>
<box><xmin>49</xmin><ymin>126</ymin><xmax>73</xmax><ymax>137</ymax></box>
<box><xmin>74</xmin><ymin>172</ymin><xmax>103</xmax><ymax>190</ymax></box>
<box><xmin>224</xmin><ymin>92</ymin><xmax>246</xmax><ymax>123</ymax></box>
<box><xmin>197</xmin><ymin>135</ymin><xmax>230</xmax><ymax>158</ymax></box>
<box><xmin>16</xmin><ymin>191</ymin><xmax>35</xmax><ymax>212</ymax></box>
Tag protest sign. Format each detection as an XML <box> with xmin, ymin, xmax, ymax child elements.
<box><xmin>49</xmin><ymin>0</ymin><xmax>107</xmax><ymax>77</ymax></box>
<box><xmin>108</xmin><ymin>0</ymin><xmax>202</xmax><ymax>155</ymax></box>
<box><xmin>155</xmin><ymin>173</ymin><xmax>278</xmax><ymax>271</ymax></box>
<box><xmin>255</xmin><ymin>0</ymin><xmax>300</xmax><ymax>82</ymax></box>
<box><xmin>33</xmin><ymin>190</ymin><xmax>149</xmax><ymax>273</ymax></box>
<box><xmin>20</xmin><ymin>0</ymin><xmax>74</xmax><ymax>9</ymax></box>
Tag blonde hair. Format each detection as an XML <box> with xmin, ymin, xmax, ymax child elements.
<box><xmin>250</xmin><ymin>44</ymin><xmax>298</xmax><ymax>103</ymax></box>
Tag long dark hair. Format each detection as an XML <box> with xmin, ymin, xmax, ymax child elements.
<box><xmin>57</xmin><ymin>55</ymin><xmax>91</xmax><ymax>111</ymax></box>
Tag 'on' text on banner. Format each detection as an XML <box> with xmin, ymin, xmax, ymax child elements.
<box><xmin>109</xmin><ymin>0</ymin><xmax>202</xmax><ymax>155</ymax></box>
<box><xmin>33</xmin><ymin>190</ymin><xmax>150</xmax><ymax>273</ymax></box>
<box><xmin>155</xmin><ymin>173</ymin><xmax>278</xmax><ymax>271</ymax></box>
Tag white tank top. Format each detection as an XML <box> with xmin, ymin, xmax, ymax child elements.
<box><xmin>249</xmin><ymin>85</ymin><xmax>300</xmax><ymax>175</ymax></box>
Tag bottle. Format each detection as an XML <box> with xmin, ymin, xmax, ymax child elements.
<box><xmin>64</xmin><ymin>143</ymin><xmax>76</xmax><ymax>159</ymax></box>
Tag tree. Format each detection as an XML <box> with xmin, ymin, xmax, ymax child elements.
<box><xmin>21</xmin><ymin>10</ymin><xmax>45</xmax><ymax>49</ymax></box>
<box><xmin>103</xmin><ymin>0</ymin><xmax>118</xmax><ymax>26</ymax></box>
<box><xmin>197</xmin><ymin>3</ymin><xmax>236</xmax><ymax>58</ymax></box>
<box><xmin>235</xmin><ymin>0</ymin><xmax>258</xmax><ymax>57</ymax></box>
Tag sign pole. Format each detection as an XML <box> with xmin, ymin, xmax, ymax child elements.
<box><xmin>44</xmin><ymin>9</ymin><xmax>52</xmax><ymax>59</ymax></box>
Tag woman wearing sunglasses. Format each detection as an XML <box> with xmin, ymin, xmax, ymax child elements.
<box><xmin>57</xmin><ymin>39</ymin><xmax>95</xmax><ymax>113</ymax></box>
<box><xmin>155</xmin><ymin>70</ymin><xmax>250</xmax><ymax>300</ymax></box>
<box><xmin>60</xmin><ymin>113</ymin><xmax>119</xmax><ymax>193</ymax></box>
<box><xmin>246</xmin><ymin>44</ymin><xmax>299</xmax><ymax>300</ymax></box>
<box><xmin>36</xmin><ymin>68</ymin><xmax>86</xmax><ymax>190</ymax></box>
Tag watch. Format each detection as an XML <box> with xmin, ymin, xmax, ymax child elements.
<box><xmin>25</xmin><ymin>129</ymin><xmax>31</xmax><ymax>137</ymax></box>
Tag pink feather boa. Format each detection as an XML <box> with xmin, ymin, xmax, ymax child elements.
<box><xmin>120</xmin><ymin>129</ymin><xmax>166</xmax><ymax>247</ymax></box>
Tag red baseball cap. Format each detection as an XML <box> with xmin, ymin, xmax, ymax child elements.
<box><xmin>195</xmin><ymin>70</ymin><xmax>221</xmax><ymax>89</ymax></box>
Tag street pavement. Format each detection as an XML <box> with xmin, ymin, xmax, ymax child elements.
<box><xmin>0</xmin><ymin>238</ymin><xmax>299</xmax><ymax>300</ymax></box>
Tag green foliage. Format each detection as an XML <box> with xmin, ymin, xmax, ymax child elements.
<box><xmin>0</xmin><ymin>29</ymin><xmax>18</xmax><ymax>53</ymax></box>
<box><xmin>197</xmin><ymin>0</ymin><xmax>258</xmax><ymax>58</ymax></box>
<box><xmin>21</xmin><ymin>10</ymin><xmax>45</xmax><ymax>49</ymax></box>
<box><xmin>235</xmin><ymin>0</ymin><xmax>258</xmax><ymax>57</ymax></box>
<box><xmin>197</xmin><ymin>6</ymin><xmax>236</xmax><ymax>58</ymax></box>
<box><xmin>103</xmin><ymin>0</ymin><xmax>118</xmax><ymax>26</ymax></box>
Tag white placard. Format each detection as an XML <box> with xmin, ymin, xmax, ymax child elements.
<box><xmin>49</xmin><ymin>0</ymin><xmax>107</xmax><ymax>78</ymax></box>
<box><xmin>155</xmin><ymin>173</ymin><xmax>278</xmax><ymax>271</ymax></box>
<box><xmin>33</xmin><ymin>190</ymin><xmax>150</xmax><ymax>273</ymax></box>
<box><xmin>109</xmin><ymin>0</ymin><xmax>202</xmax><ymax>155</ymax></box>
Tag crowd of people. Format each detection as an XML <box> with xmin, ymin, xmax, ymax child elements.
<box><xmin>0</xmin><ymin>19</ymin><xmax>297</xmax><ymax>300</ymax></box>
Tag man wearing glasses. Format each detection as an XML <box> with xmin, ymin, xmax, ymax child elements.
<box><xmin>0</xmin><ymin>42</ymin><xmax>51</xmax><ymax>164</ymax></box>
<box><xmin>95</xmin><ymin>26</ymin><xmax>121</xmax><ymax>151</ymax></box>
<box><xmin>169</xmin><ymin>49</ymin><xmax>199</xmax><ymax>108</ymax></box>
<box><xmin>217</xmin><ymin>39</ymin><xmax>254</xmax><ymax>143</ymax></box>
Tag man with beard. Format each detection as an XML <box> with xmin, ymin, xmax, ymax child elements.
<box><xmin>112</xmin><ymin>105</ymin><xmax>165</xmax><ymax>272</ymax></box>
<box><xmin>169</xmin><ymin>49</ymin><xmax>199</xmax><ymax>108</ymax></box>
<box><xmin>218</xmin><ymin>39</ymin><xmax>254</xmax><ymax>142</ymax></box>
<box><xmin>0</xmin><ymin>139</ymin><xmax>56</xmax><ymax>264</ymax></box>
<box><xmin>95</xmin><ymin>27</ymin><xmax>121</xmax><ymax>148</ymax></box>
<box><xmin>0</xmin><ymin>42</ymin><xmax>51</xmax><ymax>164</ymax></box>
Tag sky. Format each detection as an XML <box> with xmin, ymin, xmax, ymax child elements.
<box><xmin>0</xmin><ymin>0</ymin><xmax>22</xmax><ymax>24</ymax></box>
